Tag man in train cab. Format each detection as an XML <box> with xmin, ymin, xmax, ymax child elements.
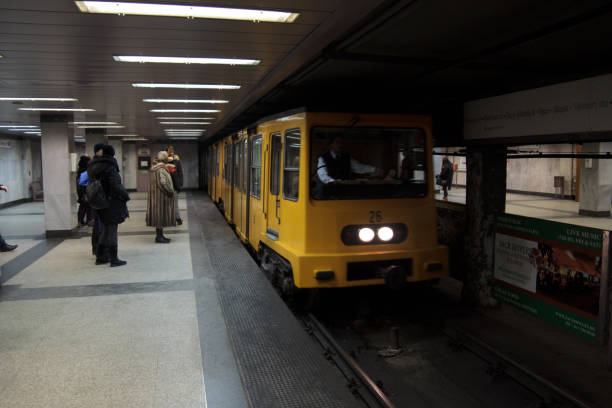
<box><xmin>314</xmin><ymin>136</ymin><xmax>383</xmax><ymax>198</ymax></box>
<box><xmin>0</xmin><ymin>184</ymin><xmax>17</xmax><ymax>252</ymax></box>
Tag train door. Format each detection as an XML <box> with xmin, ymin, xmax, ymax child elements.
<box><xmin>248</xmin><ymin>134</ymin><xmax>264</xmax><ymax>249</ymax></box>
<box><xmin>232</xmin><ymin>140</ymin><xmax>241</xmax><ymax>227</ymax></box>
<box><xmin>266</xmin><ymin>132</ymin><xmax>282</xmax><ymax>239</ymax></box>
<box><xmin>223</xmin><ymin>141</ymin><xmax>232</xmax><ymax>219</ymax></box>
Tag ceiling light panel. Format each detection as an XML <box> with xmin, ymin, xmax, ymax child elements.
<box><xmin>114</xmin><ymin>56</ymin><xmax>260</xmax><ymax>65</ymax></box>
<box><xmin>159</xmin><ymin>122</ymin><xmax>210</xmax><ymax>125</ymax></box>
<box><xmin>71</xmin><ymin>121</ymin><xmax>118</xmax><ymax>125</ymax></box>
<box><xmin>156</xmin><ymin>117</ymin><xmax>215</xmax><ymax>120</ymax></box>
<box><xmin>75</xmin><ymin>2</ymin><xmax>299</xmax><ymax>23</ymax></box>
<box><xmin>133</xmin><ymin>83</ymin><xmax>240</xmax><ymax>89</ymax></box>
<box><xmin>143</xmin><ymin>99</ymin><xmax>228</xmax><ymax>104</ymax></box>
<box><xmin>0</xmin><ymin>125</ymin><xmax>39</xmax><ymax>128</ymax></box>
<box><xmin>18</xmin><ymin>108</ymin><xmax>94</xmax><ymax>112</ymax></box>
<box><xmin>77</xmin><ymin>125</ymin><xmax>125</xmax><ymax>129</ymax></box>
<box><xmin>0</xmin><ymin>98</ymin><xmax>78</xmax><ymax>102</ymax></box>
<box><xmin>151</xmin><ymin>109</ymin><xmax>220</xmax><ymax>113</ymax></box>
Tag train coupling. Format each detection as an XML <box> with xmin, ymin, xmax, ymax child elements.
<box><xmin>377</xmin><ymin>265</ymin><xmax>407</xmax><ymax>289</ymax></box>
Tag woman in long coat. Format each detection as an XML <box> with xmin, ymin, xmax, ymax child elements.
<box><xmin>146</xmin><ymin>151</ymin><xmax>176</xmax><ymax>243</ymax></box>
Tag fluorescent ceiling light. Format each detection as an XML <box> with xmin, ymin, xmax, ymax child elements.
<box><xmin>19</xmin><ymin>108</ymin><xmax>95</xmax><ymax>112</ymax></box>
<box><xmin>107</xmin><ymin>134</ymin><xmax>138</xmax><ymax>137</ymax></box>
<box><xmin>151</xmin><ymin>109</ymin><xmax>220</xmax><ymax>113</ymax></box>
<box><xmin>24</xmin><ymin>131</ymin><xmax>42</xmax><ymax>135</ymax></box>
<box><xmin>156</xmin><ymin>117</ymin><xmax>214</xmax><ymax>120</ymax></box>
<box><xmin>121</xmin><ymin>138</ymin><xmax>148</xmax><ymax>141</ymax></box>
<box><xmin>143</xmin><ymin>99</ymin><xmax>228</xmax><ymax>104</ymax></box>
<box><xmin>77</xmin><ymin>125</ymin><xmax>125</xmax><ymax>129</ymax></box>
<box><xmin>0</xmin><ymin>97</ymin><xmax>77</xmax><ymax>102</ymax></box>
<box><xmin>159</xmin><ymin>122</ymin><xmax>210</xmax><ymax>125</ymax></box>
<box><xmin>71</xmin><ymin>121</ymin><xmax>118</xmax><ymax>125</ymax></box>
<box><xmin>0</xmin><ymin>125</ymin><xmax>39</xmax><ymax>128</ymax></box>
<box><xmin>169</xmin><ymin>137</ymin><xmax>200</xmax><ymax>140</ymax></box>
<box><xmin>8</xmin><ymin>128</ymin><xmax>40</xmax><ymax>132</ymax></box>
<box><xmin>75</xmin><ymin>2</ymin><xmax>299</xmax><ymax>23</ymax></box>
<box><xmin>114</xmin><ymin>56</ymin><xmax>260</xmax><ymax>65</ymax></box>
<box><xmin>133</xmin><ymin>83</ymin><xmax>240</xmax><ymax>89</ymax></box>
<box><xmin>165</xmin><ymin>129</ymin><xmax>205</xmax><ymax>132</ymax></box>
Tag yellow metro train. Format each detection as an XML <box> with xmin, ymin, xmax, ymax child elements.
<box><xmin>206</xmin><ymin>110</ymin><xmax>448</xmax><ymax>298</ymax></box>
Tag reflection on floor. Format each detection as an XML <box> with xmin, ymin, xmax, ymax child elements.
<box><xmin>436</xmin><ymin>186</ymin><xmax>612</xmax><ymax>230</ymax></box>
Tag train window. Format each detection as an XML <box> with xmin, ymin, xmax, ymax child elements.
<box><xmin>310</xmin><ymin>126</ymin><xmax>428</xmax><ymax>200</ymax></box>
<box><xmin>243</xmin><ymin>139</ymin><xmax>248</xmax><ymax>193</ymax></box>
<box><xmin>250</xmin><ymin>136</ymin><xmax>262</xmax><ymax>198</ymax></box>
<box><xmin>233</xmin><ymin>142</ymin><xmax>240</xmax><ymax>188</ymax></box>
<box><xmin>283</xmin><ymin>129</ymin><xmax>300</xmax><ymax>201</ymax></box>
<box><xmin>270</xmin><ymin>133</ymin><xmax>282</xmax><ymax>196</ymax></box>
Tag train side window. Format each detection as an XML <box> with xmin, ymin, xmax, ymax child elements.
<box><xmin>283</xmin><ymin>129</ymin><xmax>300</xmax><ymax>201</ymax></box>
<box><xmin>250</xmin><ymin>135</ymin><xmax>262</xmax><ymax>198</ymax></box>
<box><xmin>270</xmin><ymin>133</ymin><xmax>282</xmax><ymax>196</ymax></box>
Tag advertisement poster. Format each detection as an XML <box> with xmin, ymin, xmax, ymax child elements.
<box><xmin>494</xmin><ymin>214</ymin><xmax>603</xmax><ymax>341</ymax></box>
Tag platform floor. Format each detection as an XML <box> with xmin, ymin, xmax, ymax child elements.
<box><xmin>436</xmin><ymin>186</ymin><xmax>612</xmax><ymax>230</ymax></box>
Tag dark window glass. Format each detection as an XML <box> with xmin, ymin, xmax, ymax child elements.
<box><xmin>270</xmin><ymin>133</ymin><xmax>282</xmax><ymax>196</ymax></box>
<box><xmin>283</xmin><ymin>129</ymin><xmax>300</xmax><ymax>201</ymax></box>
<box><xmin>250</xmin><ymin>136</ymin><xmax>262</xmax><ymax>198</ymax></box>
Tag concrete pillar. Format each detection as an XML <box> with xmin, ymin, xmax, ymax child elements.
<box><xmin>85</xmin><ymin>129</ymin><xmax>105</xmax><ymax>158</ymax></box>
<box><xmin>462</xmin><ymin>146</ymin><xmax>507</xmax><ymax>306</ymax></box>
<box><xmin>579</xmin><ymin>142</ymin><xmax>612</xmax><ymax>217</ymax></box>
<box><xmin>40</xmin><ymin>114</ymin><xmax>77</xmax><ymax>236</ymax></box>
<box><xmin>123</xmin><ymin>142</ymin><xmax>137</xmax><ymax>190</ymax></box>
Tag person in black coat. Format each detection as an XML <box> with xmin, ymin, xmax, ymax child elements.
<box><xmin>76</xmin><ymin>155</ymin><xmax>93</xmax><ymax>226</ymax></box>
<box><xmin>439</xmin><ymin>157</ymin><xmax>452</xmax><ymax>201</ymax></box>
<box><xmin>87</xmin><ymin>145</ymin><xmax>130</xmax><ymax>267</ymax></box>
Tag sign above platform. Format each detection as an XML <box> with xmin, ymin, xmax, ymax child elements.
<box><xmin>464</xmin><ymin>72</ymin><xmax>612</xmax><ymax>141</ymax></box>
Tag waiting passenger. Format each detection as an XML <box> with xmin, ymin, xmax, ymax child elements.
<box><xmin>0</xmin><ymin>184</ymin><xmax>17</xmax><ymax>252</ymax></box>
<box><xmin>439</xmin><ymin>157</ymin><xmax>452</xmax><ymax>201</ymax></box>
<box><xmin>166</xmin><ymin>146</ymin><xmax>183</xmax><ymax>225</ymax></box>
<box><xmin>146</xmin><ymin>151</ymin><xmax>176</xmax><ymax>243</ymax></box>
<box><xmin>314</xmin><ymin>136</ymin><xmax>382</xmax><ymax>197</ymax></box>
<box><xmin>87</xmin><ymin>145</ymin><xmax>130</xmax><ymax>267</ymax></box>
<box><xmin>90</xmin><ymin>143</ymin><xmax>105</xmax><ymax>255</ymax></box>
<box><xmin>76</xmin><ymin>155</ymin><xmax>93</xmax><ymax>226</ymax></box>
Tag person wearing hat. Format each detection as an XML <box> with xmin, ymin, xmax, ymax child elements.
<box><xmin>87</xmin><ymin>144</ymin><xmax>130</xmax><ymax>266</ymax></box>
<box><xmin>87</xmin><ymin>142</ymin><xmax>106</xmax><ymax>255</ymax></box>
<box><xmin>166</xmin><ymin>145</ymin><xmax>183</xmax><ymax>225</ymax></box>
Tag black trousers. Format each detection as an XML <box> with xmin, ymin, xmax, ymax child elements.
<box><xmin>99</xmin><ymin>223</ymin><xmax>118</xmax><ymax>247</ymax></box>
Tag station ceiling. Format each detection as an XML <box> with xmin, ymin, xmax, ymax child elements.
<box><xmin>1</xmin><ymin>0</ymin><xmax>612</xmax><ymax>145</ymax></box>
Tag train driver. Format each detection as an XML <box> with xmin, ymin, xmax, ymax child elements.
<box><xmin>314</xmin><ymin>136</ymin><xmax>382</xmax><ymax>197</ymax></box>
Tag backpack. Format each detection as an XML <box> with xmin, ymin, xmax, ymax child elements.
<box><xmin>86</xmin><ymin>177</ymin><xmax>109</xmax><ymax>210</ymax></box>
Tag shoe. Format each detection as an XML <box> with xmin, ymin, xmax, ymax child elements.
<box><xmin>0</xmin><ymin>244</ymin><xmax>17</xmax><ymax>252</ymax></box>
<box><xmin>95</xmin><ymin>245</ymin><xmax>110</xmax><ymax>264</ymax></box>
<box><xmin>109</xmin><ymin>246</ymin><xmax>126</xmax><ymax>267</ymax></box>
<box><xmin>176</xmin><ymin>218</ymin><xmax>183</xmax><ymax>225</ymax></box>
<box><xmin>442</xmin><ymin>197</ymin><xmax>448</xmax><ymax>201</ymax></box>
<box><xmin>155</xmin><ymin>228</ymin><xmax>171</xmax><ymax>243</ymax></box>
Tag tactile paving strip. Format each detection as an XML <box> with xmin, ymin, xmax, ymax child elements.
<box><xmin>188</xmin><ymin>193</ymin><xmax>358</xmax><ymax>408</ymax></box>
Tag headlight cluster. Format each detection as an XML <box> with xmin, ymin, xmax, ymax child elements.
<box><xmin>342</xmin><ymin>223</ymin><xmax>407</xmax><ymax>246</ymax></box>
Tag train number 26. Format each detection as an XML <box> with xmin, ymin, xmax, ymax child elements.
<box><xmin>369</xmin><ymin>211</ymin><xmax>382</xmax><ymax>223</ymax></box>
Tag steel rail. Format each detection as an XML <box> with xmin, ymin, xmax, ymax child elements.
<box><xmin>445</xmin><ymin>325</ymin><xmax>593</xmax><ymax>408</ymax></box>
<box><xmin>306</xmin><ymin>313</ymin><xmax>397</xmax><ymax>408</ymax></box>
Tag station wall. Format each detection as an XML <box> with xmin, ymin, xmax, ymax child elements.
<box><xmin>0</xmin><ymin>137</ymin><xmax>42</xmax><ymax>205</ymax></box>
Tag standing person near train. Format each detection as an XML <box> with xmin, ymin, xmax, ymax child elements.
<box><xmin>166</xmin><ymin>145</ymin><xmax>183</xmax><ymax>225</ymax></box>
<box><xmin>146</xmin><ymin>151</ymin><xmax>176</xmax><ymax>243</ymax></box>
<box><xmin>76</xmin><ymin>155</ymin><xmax>93</xmax><ymax>226</ymax></box>
<box><xmin>439</xmin><ymin>156</ymin><xmax>452</xmax><ymax>201</ymax></box>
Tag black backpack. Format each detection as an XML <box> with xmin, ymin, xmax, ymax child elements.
<box><xmin>86</xmin><ymin>177</ymin><xmax>109</xmax><ymax>210</ymax></box>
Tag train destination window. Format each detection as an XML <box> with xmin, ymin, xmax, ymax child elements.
<box><xmin>311</xmin><ymin>127</ymin><xmax>427</xmax><ymax>200</ymax></box>
<box><xmin>270</xmin><ymin>133</ymin><xmax>282</xmax><ymax>196</ymax></box>
<box><xmin>250</xmin><ymin>136</ymin><xmax>262</xmax><ymax>198</ymax></box>
<box><xmin>283</xmin><ymin>129</ymin><xmax>300</xmax><ymax>201</ymax></box>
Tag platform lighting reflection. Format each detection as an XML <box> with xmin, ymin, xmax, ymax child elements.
<box><xmin>0</xmin><ymin>97</ymin><xmax>78</xmax><ymax>102</ymax></box>
<box><xmin>18</xmin><ymin>108</ymin><xmax>95</xmax><ymax>112</ymax></box>
<box><xmin>133</xmin><ymin>83</ymin><xmax>240</xmax><ymax>89</ymax></box>
<box><xmin>156</xmin><ymin>117</ymin><xmax>214</xmax><ymax>120</ymax></box>
<box><xmin>151</xmin><ymin>109</ymin><xmax>220</xmax><ymax>113</ymax></box>
<box><xmin>114</xmin><ymin>56</ymin><xmax>260</xmax><ymax>65</ymax></box>
<box><xmin>75</xmin><ymin>2</ymin><xmax>299</xmax><ymax>23</ymax></box>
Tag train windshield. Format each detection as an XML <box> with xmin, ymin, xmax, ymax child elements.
<box><xmin>310</xmin><ymin>126</ymin><xmax>427</xmax><ymax>200</ymax></box>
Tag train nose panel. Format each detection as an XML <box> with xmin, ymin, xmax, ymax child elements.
<box><xmin>346</xmin><ymin>259</ymin><xmax>413</xmax><ymax>282</ymax></box>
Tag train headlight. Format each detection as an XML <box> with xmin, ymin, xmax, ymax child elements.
<box><xmin>377</xmin><ymin>226</ymin><xmax>394</xmax><ymax>241</ymax></box>
<box><xmin>358</xmin><ymin>227</ymin><xmax>375</xmax><ymax>242</ymax></box>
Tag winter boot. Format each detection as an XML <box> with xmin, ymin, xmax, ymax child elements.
<box><xmin>95</xmin><ymin>245</ymin><xmax>109</xmax><ymax>264</ymax></box>
<box><xmin>109</xmin><ymin>246</ymin><xmax>127</xmax><ymax>267</ymax></box>
<box><xmin>155</xmin><ymin>228</ymin><xmax>171</xmax><ymax>243</ymax></box>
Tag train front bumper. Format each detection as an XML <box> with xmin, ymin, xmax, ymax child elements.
<box><xmin>293</xmin><ymin>245</ymin><xmax>449</xmax><ymax>288</ymax></box>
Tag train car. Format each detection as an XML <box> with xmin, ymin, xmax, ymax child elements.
<box><xmin>209</xmin><ymin>109</ymin><xmax>448</xmax><ymax>298</ymax></box>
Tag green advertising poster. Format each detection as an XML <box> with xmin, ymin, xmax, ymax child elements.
<box><xmin>494</xmin><ymin>214</ymin><xmax>602</xmax><ymax>341</ymax></box>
